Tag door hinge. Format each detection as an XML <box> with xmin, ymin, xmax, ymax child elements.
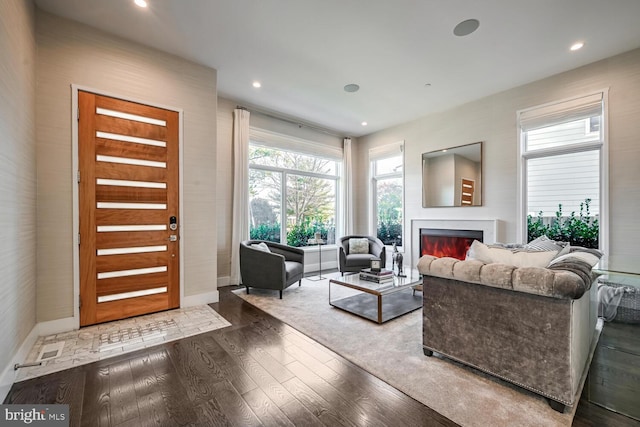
<box><xmin>79</xmin><ymin>297</ymin><xmax>82</xmax><ymax>309</ymax></box>
<box><xmin>78</xmin><ymin>233</ymin><xmax>81</xmax><ymax>245</ymax></box>
<box><xmin>77</xmin><ymin>170</ymin><xmax>80</xmax><ymax>183</ymax></box>
<box><xmin>77</xmin><ymin>107</ymin><xmax>80</xmax><ymax>121</ymax></box>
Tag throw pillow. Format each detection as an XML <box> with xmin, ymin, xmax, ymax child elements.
<box><xmin>523</xmin><ymin>235</ymin><xmax>566</xmax><ymax>252</ymax></box>
<box><xmin>548</xmin><ymin>250</ymin><xmax>601</xmax><ymax>268</ymax></box>
<box><xmin>251</xmin><ymin>242</ymin><xmax>271</xmax><ymax>253</ymax></box>
<box><xmin>467</xmin><ymin>240</ymin><xmax>558</xmax><ymax>268</ymax></box>
<box><xmin>349</xmin><ymin>238</ymin><xmax>370</xmax><ymax>254</ymax></box>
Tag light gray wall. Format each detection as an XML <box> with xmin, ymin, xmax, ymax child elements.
<box><xmin>36</xmin><ymin>10</ymin><xmax>218</xmax><ymax>321</ymax></box>
<box><xmin>216</xmin><ymin>98</ymin><xmax>235</xmax><ymax>280</ymax></box>
<box><xmin>0</xmin><ymin>0</ymin><xmax>37</xmax><ymax>383</ymax></box>
<box><xmin>356</xmin><ymin>47</ymin><xmax>640</xmax><ymax>274</ymax></box>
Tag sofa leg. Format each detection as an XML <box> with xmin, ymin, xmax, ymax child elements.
<box><xmin>245</xmin><ymin>286</ymin><xmax>250</xmax><ymax>294</ymax></box>
<box><xmin>299</xmin><ymin>280</ymin><xmax>301</xmax><ymax>286</ymax></box>
<box><xmin>279</xmin><ymin>290</ymin><xmax>283</xmax><ymax>299</ymax></box>
<box><xmin>423</xmin><ymin>348</ymin><xmax>433</xmax><ymax>357</ymax></box>
<box><xmin>548</xmin><ymin>399</ymin><xmax>567</xmax><ymax>413</ymax></box>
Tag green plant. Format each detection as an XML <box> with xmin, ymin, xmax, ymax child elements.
<box><xmin>377</xmin><ymin>220</ymin><xmax>403</xmax><ymax>246</ymax></box>
<box><xmin>527</xmin><ymin>198</ymin><xmax>599</xmax><ymax>248</ymax></box>
<box><xmin>249</xmin><ymin>223</ymin><xmax>280</xmax><ymax>243</ymax></box>
<box><xmin>286</xmin><ymin>219</ymin><xmax>334</xmax><ymax>247</ymax></box>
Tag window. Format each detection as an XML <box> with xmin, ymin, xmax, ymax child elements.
<box><xmin>249</xmin><ymin>143</ymin><xmax>340</xmax><ymax>247</ymax></box>
<box><xmin>518</xmin><ymin>92</ymin><xmax>606</xmax><ymax>249</ymax></box>
<box><xmin>370</xmin><ymin>142</ymin><xmax>404</xmax><ymax>247</ymax></box>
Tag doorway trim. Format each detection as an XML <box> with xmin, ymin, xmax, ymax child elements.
<box><xmin>71</xmin><ymin>84</ymin><xmax>185</xmax><ymax>329</ymax></box>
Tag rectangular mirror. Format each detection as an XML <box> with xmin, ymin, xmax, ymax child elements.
<box><xmin>422</xmin><ymin>141</ymin><xmax>482</xmax><ymax>207</ymax></box>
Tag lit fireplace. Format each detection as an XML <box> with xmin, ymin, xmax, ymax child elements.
<box><xmin>420</xmin><ymin>228</ymin><xmax>483</xmax><ymax>260</ymax></box>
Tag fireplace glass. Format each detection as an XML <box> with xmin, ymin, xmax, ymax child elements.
<box><xmin>420</xmin><ymin>228</ymin><xmax>483</xmax><ymax>260</ymax></box>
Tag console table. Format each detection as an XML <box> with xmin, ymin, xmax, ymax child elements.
<box><xmin>306</xmin><ymin>238</ymin><xmax>325</xmax><ymax>281</ymax></box>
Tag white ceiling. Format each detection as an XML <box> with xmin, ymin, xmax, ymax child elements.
<box><xmin>35</xmin><ymin>0</ymin><xmax>640</xmax><ymax>137</ymax></box>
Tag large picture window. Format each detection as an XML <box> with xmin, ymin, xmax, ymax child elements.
<box><xmin>370</xmin><ymin>142</ymin><xmax>404</xmax><ymax>247</ymax></box>
<box><xmin>518</xmin><ymin>92</ymin><xmax>606</xmax><ymax>249</ymax></box>
<box><xmin>249</xmin><ymin>144</ymin><xmax>340</xmax><ymax>247</ymax></box>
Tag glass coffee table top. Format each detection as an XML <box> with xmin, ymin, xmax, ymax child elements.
<box><xmin>331</xmin><ymin>268</ymin><xmax>422</xmax><ymax>294</ymax></box>
<box><xmin>329</xmin><ymin>269</ymin><xmax>422</xmax><ymax>323</ymax></box>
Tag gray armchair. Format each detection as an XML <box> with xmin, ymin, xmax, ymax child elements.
<box><xmin>338</xmin><ymin>235</ymin><xmax>386</xmax><ymax>275</ymax></box>
<box><xmin>240</xmin><ymin>240</ymin><xmax>305</xmax><ymax>299</ymax></box>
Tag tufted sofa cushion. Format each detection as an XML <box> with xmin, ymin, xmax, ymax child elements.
<box><xmin>417</xmin><ymin>255</ymin><xmax>594</xmax><ymax>299</ymax></box>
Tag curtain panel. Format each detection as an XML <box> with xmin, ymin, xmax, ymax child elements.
<box><xmin>230</xmin><ymin>108</ymin><xmax>250</xmax><ymax>285</ymax></box>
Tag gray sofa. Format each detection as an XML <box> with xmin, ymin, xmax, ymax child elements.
<box><xmin>240</xmin><ymin>240</ymin><xmax>304</xmax><ymax>299</ymax></box>
<box><xmin>417</xmin><ymin>255</ymin><xmax>599</xmax><ymax>412</ymax></box>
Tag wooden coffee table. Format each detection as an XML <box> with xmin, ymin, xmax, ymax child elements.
<box><xmin>329</xmin><ymin>269</ymin><xmax>423</xmax><ymax>324</ymax></box>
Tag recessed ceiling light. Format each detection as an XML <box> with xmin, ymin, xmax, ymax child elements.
<box><xmin>570</xmin><ymin>42</ymin><xmax>585</xmax><ymax>51</ymax></box>
<box><xmin>252</xmin><ymin>81</ymin><xmax>262</xmax><ymax>88</ymax></box>
<box><xmin>344</xmin><ymin>84</ymin><xmax>360</xmax><ymax>93</ymax></box>
<box><xmin>453</xmin><ymin>19</ymin><xmax>480</xmax><ymax>37</ymax></box>
<box><xmin>134</xmin><ymin>0</ymin><xmax>148</xmax><ymax>8</ymax></box>
<box><xmin>361</xmin><ymin>121</ymin><xmax>368</xmax><ymax>126</ymax></box>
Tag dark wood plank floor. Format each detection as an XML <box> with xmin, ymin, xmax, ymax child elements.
<box><xmin>5</xmin><ymin>286</ymin><xmax>639</xmax><ymax>426</ymax></box>
<box><xmin>4</xmin><ymin>287</ymin><xmax>455</xmax><ymax>426</ymax></box>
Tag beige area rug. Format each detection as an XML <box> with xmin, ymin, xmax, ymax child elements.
<box><xmin>234</xmin><ymin>274</ymin><xmax>582</xmax><ymax>427</ymax></box>
<box><xmin>17</xmin><ymin>305</ymin><xmax>231</xmax><ymax>381</ymax></box>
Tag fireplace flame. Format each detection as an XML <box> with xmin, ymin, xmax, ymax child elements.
<box><xmin>421</xmin><ymin>236</ymin><xmax>476</xmax><ymax>260</ymax></box>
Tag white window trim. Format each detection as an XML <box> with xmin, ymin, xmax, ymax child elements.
<box><xmin>249</xmin><ymin>127</ymin><xmax>342</xmax><ymax>160</ymax></box>
<box><xmin>248</xmin><ymin>141</ymin><xmax>342</xmax><ymax>246</ymax></box>
<box><xmin>369</xmin><ymin>141</ymin><xmax>405</xmax><ymax>249</ymax></box>
<box><xmin>516</xmin><ymin>89</ymin><xmax>609</xmax><ymax>264</ymax></box>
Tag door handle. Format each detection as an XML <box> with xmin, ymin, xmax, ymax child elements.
<box><xmin>167</xmin><ymin>235</ymin><xmax>178</xmax><ymax>242</ymax></box>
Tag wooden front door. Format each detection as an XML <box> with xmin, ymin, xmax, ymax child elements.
<box><xmin>461</xmin><ymin>178</ymin><xmax>475</xmax><ymax>206</ymax></box>
<box><xmin>79</xmin><ymin>91</ymin><xmax>180</xmax><ymax>326</ymax></box>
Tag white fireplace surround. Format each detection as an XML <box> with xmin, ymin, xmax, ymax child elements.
<box><xmin>411</xmin><ymin>219</ymin><xmax>501</xmax><ymax>266</ymax></box>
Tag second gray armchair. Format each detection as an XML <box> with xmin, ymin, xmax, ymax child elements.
<box><xmin>338</xmin><ymin>235</ymin><xmax>386</xmax><ymax>275</ymax></box>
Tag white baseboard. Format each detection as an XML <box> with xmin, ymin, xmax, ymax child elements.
<box><xmin>0</xmin><ymin>325</ymin><xmax>40</xmax><ymax>403</ymax></box>
<box><xmin>217</xmin><ymin>276</ymin><xmax>230</xmax><ymax>287</ymax></box>
<box><xmin>182</xmin><ymin>290</ymin><xmax>219</xmax><ymax>307</ymax></box>
<box><xmin>38</xmin><ymin>316</ymin><xmax>78</xmax><ymax>337</ymax></box>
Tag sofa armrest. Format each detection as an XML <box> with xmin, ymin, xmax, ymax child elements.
<box><xmin>266</xmin><ymin>241</ymin><xmax>304</xmax><ymax>264</ymax></box>
<box><xmin>339</xmin><ymin>246</ymin><xmax>347</xmax><ymax>267</ymax></box>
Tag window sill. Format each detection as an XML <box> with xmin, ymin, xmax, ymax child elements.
<box><xmin>302</xmin><ymin>244</ymin><xmax>337</xmax><ymax>252</ymax></box>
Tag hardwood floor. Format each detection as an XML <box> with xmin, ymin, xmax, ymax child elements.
<box><xmin>4</xmin><ymin>287</ymin><xmax>455</xmax><ymax>426</ymax></box>
<box><xmin>5</xmin><ymin>286</ymin><xmax>639</xmax><ymax>426</ymax></box>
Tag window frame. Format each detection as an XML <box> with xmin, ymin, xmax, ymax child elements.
<box><xmin>517</xmin><ymin>90</ymin><xmax>609</xmax><ymax>259</ymax></box>
<box><xmin>369</xmin><ymin>142</ymin><xmax>405</xmax><ymax>249</ymax></box>
<box><xmin>248</xmin><ymin>142</ymin><xmax>341</xmax><ymax>247</ymax></box>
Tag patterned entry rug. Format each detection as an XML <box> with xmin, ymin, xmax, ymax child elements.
<box><xmin>234</xmin><ymin>273</ymin><xmax>583</xmax><ymax>427</ymax></box>
<box><xmin>17</xmin><ymin>305</ymin><xmax>230</xmax><ymax>381</ymax></box>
